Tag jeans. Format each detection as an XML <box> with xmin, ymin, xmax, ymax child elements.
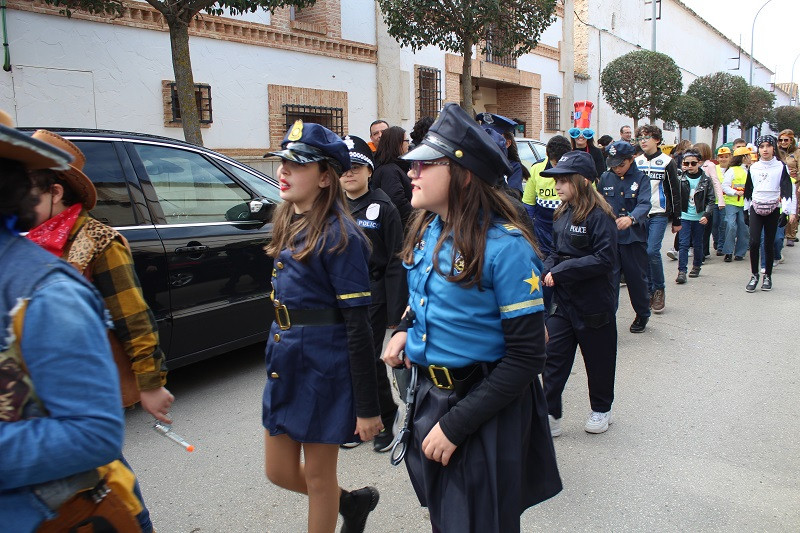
<box><xmin>710</xmin><ymin>207</ymin><xmax>726</xmax><ymax>252</ymax></box>
<box><xmin>646</xmin><ymin>214</ymin><xmax>669</xmax><ymax>293</ymax></box>
<box><xmin>723</xmin><ymin>205</ymin><xmax>749</xmax><ymax>257</ymax></box>
<box><xmin>679</xmin><ymin>220</ymin><xmax>705</xmax><ymax>272</ymax></box>
<box><xmin>119</xmin><ymin>455</ymin><xmax>153</xmax><ymax>533</ymax></box>
<box><xmin>760</xmin><ymin>224</ymin><xmax>785</xmax><ymax>268</ymax></box>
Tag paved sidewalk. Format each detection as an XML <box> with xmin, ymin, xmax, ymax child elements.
<box><xmin>124</xmin><ymin>237</ymin><xmax>800</xmax><ymax>532</ymax></box>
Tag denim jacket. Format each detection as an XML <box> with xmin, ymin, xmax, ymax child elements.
<box><xmin>0</xmin><ymin>227</ymin><xmax>124</xmax><ymax>532</ymax></box>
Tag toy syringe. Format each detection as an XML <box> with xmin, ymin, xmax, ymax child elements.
<box><xmin>153</xmin><ymin>421</ymin><xmax>195</xmax><ymax>452</ymax></box>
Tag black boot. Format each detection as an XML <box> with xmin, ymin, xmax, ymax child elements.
<box><xmin>629</xmin><ymin>315</ymin><xmax>648</xmax><ymax>333</ymax></box>
<box><xmin>339</xmin><ymin>486</ymin><xmax>379</xmax><ymax>533</ymax></box>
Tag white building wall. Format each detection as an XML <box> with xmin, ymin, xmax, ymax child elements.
<box><xmin>341</xmin><ymin>0</ymin><xmax>377</xmax><ymax>45</ymax></box>
<box><xmin>575</xmin><ymin>0</ymin><xmax>775</xmax><ymax>146</ymax></box>
<box><xmin>0</xmin><ymin>9</ymin><xmax>378</xmax><ymax>149</ymax></box>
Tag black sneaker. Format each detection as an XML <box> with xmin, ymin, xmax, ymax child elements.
<box><xmin>734</xmin><ymin>256</ymin><xmax>745</xmax><ymax>261</ymax></box>
<box><xmin>716</xmin><ymin>250</ymin><xmax>724</xmax><ymax>256</ymax></box>
<box><xmin>761</xmin><ymin>275</ymin><xmax>772</xmax><ymax>291</ymax></box>
<box><xmin>688</xmin><ymin>266</ymin><xmax>701</xmax><ymax>278</ymax></box>
<box><xmin>724</xmin><ymin>254</ymin><xmax>732</xmax><ymax>262</ymax></box>
<box><xmin>629</xmin><ymin>315</ymin><xmax>648</xmax><ymax>333</ymax></box>
<box><xmin>373</xmin><ymin>410</ymin><xmax>400</xmax><ymax>453</ymax></box>
<box><xmin>676</xmin><ymin>272</ymin><xmax>687</xmax><ymax>284</ymax></box>
<box><xmin>340</xmin><ymin>486</ymin><xmax>380</xmax><ymax>533</ymax></box>
<box><xmin>746</xmin><ymin>274</ymin><xmax>759</xmax><ymax>293</ymax></box>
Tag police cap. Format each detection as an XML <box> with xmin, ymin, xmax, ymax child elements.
<box><xmin>605</xmin><ymin>140</ymin><xmax>636</xmax><ymax>168</ymax></box>
<box><xmin>481</xmin><ymin>126</ymin><xmax>508</xmax><ymax>157</ymax></box>
<box><xmin>475</xmin><ymin>112</ymin><xmax>518</xmax><ymax>135</ymax></box>
<box><xmin>402</xmin><ymin>103</ymin><xmax>512</xmax><ymax>184</ymax></box>
<box><xmin>540</xmin><ymin>151</ymin><xmax>598</xmax><ymax>182</ymax></box>
<box><xmin>266</xmin><ymin>120</ymin><xmax>351</xmax><ymax>172</ymax></box>
<box><xmin>342</xmin><ymin>134</ymin><xmax>374</xmax><ymax>170</ymax></box>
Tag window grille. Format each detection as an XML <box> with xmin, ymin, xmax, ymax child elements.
<box><xmin>283</xmin><ymin>104</ymin><xmax>344</xmax><ymax>137</ymax></box>
<box><xmin>418</xmin><ymin>67</ymin><xmax>441</xmax><ymax>118</ymax></box>
<box><xmin>169</xmin><ymin>83</ymin><xmax>212</xmax><ymax>124</ymax></box>
<box><xmin>545</xmin><ymin>96</ymin><xmax>561</xmax><ymax>132</ymax></box>
<box><xmin>485</xmin><ymin>29</ymin><xmax>517</xmax><ymax>68</ymax></box>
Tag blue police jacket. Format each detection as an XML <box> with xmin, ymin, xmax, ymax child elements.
<box><xmin>404</xmin><ymin>215</ymin><xmax>544</xmax><ymax>368</ymax></box>
<box><xmin>597</xmin><ymin>166</ymin><xmax>652</xmax><ymax>244</ymax></box>
<box><xmin>542</xmin><ymin>205</ymin><xmax>619</xmax><ymax>315</ymax></box>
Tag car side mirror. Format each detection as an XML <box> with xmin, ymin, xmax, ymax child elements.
<box><xmin>248</xmin><ymin>199</ymin><xmax>277</xmax><ymax>222</ymax></box>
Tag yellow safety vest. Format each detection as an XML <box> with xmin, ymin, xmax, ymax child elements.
<box><xmin>724</xmin><ymin>166</ymin><xmax>747</xmax><ymax>207</ymax></box>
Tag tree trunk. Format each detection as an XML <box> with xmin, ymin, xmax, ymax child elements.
<box><xmin>460</xmin><ymin>38</ymin><xmax>474</xmax><ymax>116</ymax></box>
<box><xmin>711</xmin><ymin>124</ymin><xmax>720</xmax><ymax>151</ymax></box>
<box><xmin>168</xmin><ymin>15</ymin><xmax>204</xmax><ymax>146</ymax></box>
<box><xmin>677</xmin><ymin>122</ymin><xmax>684</xmax><ymax>141</ymax></box>
<box><xmin>633</xmin><ymin>117</ymin><xmax>639</xmax><ymax>130</ymax></box>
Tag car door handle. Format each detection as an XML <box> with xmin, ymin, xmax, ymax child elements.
<box><xmin>175</xmin><ymin>245</ymin><xmax>208</xmax><ymax>254</ymax></box>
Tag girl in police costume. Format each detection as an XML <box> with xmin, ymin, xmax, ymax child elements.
<box><xmin>382</xmin><ymin>103</ymin><xmax>561</xmax><ymax>533</ymax></box>
<box><xmin>540</xmin><ymin>151</ymin><xmax>619</xmax><ymax>436</ymax></box>
<box><xmin>263</xmin><ymin>121</ymin><xmax>383</xmax><ymax>533</ymax></box>
<box><xmin>339</xmin><ymin>134</ymin><xmax>405</xmax><ymax>453</ymax></box>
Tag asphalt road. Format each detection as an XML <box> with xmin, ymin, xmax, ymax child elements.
<box><xmin>125</xmin><ymin>237</ymin><xmax>800</xmax><ymax>532</ymax></box>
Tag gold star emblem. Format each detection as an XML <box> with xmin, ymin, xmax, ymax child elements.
<box><xmin>523</xmin><ymin>270</ymin><xmax>539</xmax><ymax>294</ymax></box>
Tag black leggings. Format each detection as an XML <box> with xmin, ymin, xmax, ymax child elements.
<box><xmin>748</xmin><ymin>207</ymin><xmax>780</xmax><ymax>277</ymax></box>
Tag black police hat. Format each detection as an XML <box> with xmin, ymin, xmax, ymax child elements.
<box><xmin>402</xmin><ymin>103</ymin><xmax>512</xmax><ymax>184</ymax></box>
<box><xmin>475</xmin><ymin>112</ymin><xmax>518</xmax><ymax>135</ymax></box>
<box><xmin>540</xmin><ymin>151</ymin><xmax>598</xmax><ymax>182</ymax></box>
<box><xmin>266</xmin><ymin>120</ymin><xmax>351</xmax><ymax>172</ymax></box>
<box><xmin>342</xmin><ymin>135</ymin><xmax>374</xmax><ymax>170</ymax></box>
<box><xmin>481</xmin><ymin>126</ymin><xmax>508</xmax><ymax>157</ymax></box>
<box><xmin>605</xmin><ymin>140</ymin><xmax>636</xmax><ymax>168</ymax></box>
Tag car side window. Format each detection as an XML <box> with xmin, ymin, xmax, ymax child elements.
<box><xmin>73</xmin><ymin>140</ymin><xmax>137</xmax><ymax>227</ymax></box>
<box><xmin>217</xmin><ymin>160</ymin><xmax>281</xmax><ymax>204</ymax></box>
<box><xmin>516</xmin><ymin>141</ymin><xmax>536</xmax><ymax>164</ymax></box>
<box><xmin>134</xmin><ymin>144</ymin><xmax>252</xmax><ymax>224</ymax></box>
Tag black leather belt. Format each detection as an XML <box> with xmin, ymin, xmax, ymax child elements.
<box><xmin>273</xmin><ymin>305</ymin><xmax>344</xmax><ymax>330</ymax></box>
<box><xmin>648</xmin><ymin>212</ymin><xmax>668</xmax><ymax>218</ymax></box>
<box><xmin>414</xmin><ymin>361</ymin><xmax>497</xmax><ymax>396</ymax></box>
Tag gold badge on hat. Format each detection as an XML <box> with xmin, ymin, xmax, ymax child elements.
<box><xmin>288</xmin><ymin>120</ymin><xmax>304</xmax><ymax>141</ymax></box>
<box><xmin>454</xmin><ymin>252</ymin><xmax>464</xmax><ymax>273</ymax></box>
<box><xmin>454</xmin><ymin>149</ymin><xmax>463</xmax><ymax>158</ymax></box>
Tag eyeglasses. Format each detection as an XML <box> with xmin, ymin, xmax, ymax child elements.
<box><xmin>682</xmin><ymin>161</ymin><xmax>700</xmax><ymax>167</ymax></box>
<box><xmin>568</xmin><ymin>127</ymin><xmax>594</xmax><ymax>140</ymax></box>
<box><xmin>410</xmin><ymin>160</ymin><xmax>450</xmax><ymax>175</ymax></box>
<box><xmin>779</xmin><ymin>138</ymin><xmax>791</xmax><ymax>142</ymax></box>
<box><xmin>636</xmin><ymin>136</ymin><xmax>653</xmax><ymax>142</ymax></box>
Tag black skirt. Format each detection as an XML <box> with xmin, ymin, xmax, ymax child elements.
<box><xmin>404</xmin><ymin>376</ymin><xmax>562</xmax><ymax>533</ymax></box>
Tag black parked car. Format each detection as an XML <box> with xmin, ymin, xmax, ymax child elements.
<box><xmin>24</xmin><ymin>129</ymin><xmax>281</xmax><ymax>368</ymax></box>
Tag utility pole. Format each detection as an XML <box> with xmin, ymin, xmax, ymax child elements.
<box><xmin>651</xmin><ymin>0</ymin><xmax>657</xmax><ymax>51</ymax></box>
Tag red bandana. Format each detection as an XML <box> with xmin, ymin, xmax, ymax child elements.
<box><xmin>26</xmin><ymin>204</ymin><xmax>83</xmax><ymax>256</ymax></box>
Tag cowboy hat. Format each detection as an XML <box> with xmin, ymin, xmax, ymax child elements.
<box><xmin>31</xmin><ymin>129</ymin><xmax>97</xmax><ymax>210</ymax></box>
<box><xmin>0</xmin><ymin>110</ymin><xmax>72</xmax><ymax>170</ymax></box>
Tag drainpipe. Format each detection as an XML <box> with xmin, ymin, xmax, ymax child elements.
<box><xmin>1</xmin><ymin>0</ymin><xmax>11</xmax><ymax>72</ymax></box>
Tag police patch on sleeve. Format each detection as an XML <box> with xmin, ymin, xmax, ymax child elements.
<box><xmin>492</xmin><ymin>238</ymin><xmax>545</xmax><ymax>319</ymax></box>
<box><xmin>366</xmin><ymin>203</ymin><xmax>380</xmax><ymax>220</ymax></box>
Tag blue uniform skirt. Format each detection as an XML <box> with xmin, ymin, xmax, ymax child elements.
<box><xmin>405</xmin><ymin>376</ymin><xmax>562</xmax><ymax>533</ymax></box>
<box><xmin>262</xmin><ymin>322</ymin><xmax>358</xmax><ymax>444</ymax></box>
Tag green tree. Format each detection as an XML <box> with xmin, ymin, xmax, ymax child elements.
<box><xmin>377</xmin><ymin>0</ymin><xmax>557</xmax><ymax>116</ymax></box>
<box><xmin>686</xmin><ymin>72</ymin><xmax>749</xmax><ymax>149</ymax></box>
<box><xmin>769</xmin><ymin>105</ymin><xmax>800</xmax><ymax>133</ymax></box>
<box><xmin>663</xmin><ymin>94</ymin><xmax>704</xmax><ymax>141</ymax></box>
<box><xmin>45</xmin><ymin>0</ymin><xmax>315</xmax><ymax>146</ymax></box>
<box><xmin>737</xmin><ymin>86</ymin><xmax>775</xmax><ymax>133</ymax></box>
<box><xmin>600</xmin><ymin>50</ymin><xmax>682</xmax><ymax>130</ymax></box>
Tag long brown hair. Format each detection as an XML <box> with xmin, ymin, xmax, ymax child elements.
<box><xmin>401</xmin><ymin>163</ymin><xmax>539</xmax><ymax>289</ymax></box>
<box><xmin>265</xmin><ymin>160</ymin><xmax>365</xmax><ymax>262</ymax></box>
<box><xmin>553</xmin><ymin>173</ymin><xmax>615</xmax><ymax>224</ymax></box>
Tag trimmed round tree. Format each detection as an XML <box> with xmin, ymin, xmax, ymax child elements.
<box><xmin>663</xmin><ymin>94</ymin><xmax>704</xmax><ymax>141</ymax></box>
<box><xmin>687</xmin><ymin>72</ymin><xmax>749</xmax><ymax>149</ymax></box>
<box><xmin>600</xmin><ymin>50</ymin><xmax>682</xmax><ymax>130</ymax></box>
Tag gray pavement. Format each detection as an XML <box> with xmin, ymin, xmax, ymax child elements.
<box><xmin>125</xmin><ymin>236</ymin><xmax>800</xmax><ymax>532</ymax></box>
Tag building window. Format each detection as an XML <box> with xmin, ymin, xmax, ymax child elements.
<box><xmin>283</xmin><ymin>104</ymin><xmax>344</xmax><ymax>136</ymax></box>
<box><xmin>418</xmin><ymin>67</ymin><xmax>441</xmax><ymax>118</ymax></box>
<box><xmin>169</xmin><ymin>83</ymin><xmax>212</xmax><ymax>124</ymax></box>
<box><xmin>545</xmin><ymin>95</ymin><xmax>560</xmax><ymax>132</ymax></box>
<box><xmin>485</xmin><ymin>28</ymin><xmax>517</xmax><ymax>69</ymax></box>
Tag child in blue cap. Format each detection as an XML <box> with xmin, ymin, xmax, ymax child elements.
<box><xmin>263</xmin><ymin>121</ymin><xmax>382</xmax><ymax>533</ymax></box>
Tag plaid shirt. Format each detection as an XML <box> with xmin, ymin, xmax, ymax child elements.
<box><xmin>65</xmin><ymin>212</ymin><xmax>167</xmax><ymax>391</ymax></box>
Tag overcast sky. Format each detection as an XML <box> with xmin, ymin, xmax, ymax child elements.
<box><xmin>680</xmin><ymin>0</ymin><xmax>798</xmax><ymax>84</ymax></box>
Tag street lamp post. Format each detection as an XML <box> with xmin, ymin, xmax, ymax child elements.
<box><xmin>790</xmin><ymin>52</ymin><xmax>800</xmax><ymax>106</ymax></box>
<box><xmin>749</xmin><ymin>0</ymin><xmax>775</xmax><ymax>86</ymax></box>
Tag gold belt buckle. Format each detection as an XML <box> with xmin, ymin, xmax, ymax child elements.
<box><xmin>274</xmin><ymin>303</ymin><xmax>291</xmax><ymax>330</ymax></box>
<box><xmin>428</xmin><ymin>365</ymin><xmax>454</xmax><ymax>390</ymax></box>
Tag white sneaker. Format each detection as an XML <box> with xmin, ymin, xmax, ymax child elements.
<box><xmin>688</xmin><ymin>249</ymin><xmax>693</xmax><ymax>257</ymax></box>
<box><xmin>760</xmin><ymin>267</ymin><xmax>766</xmax><ymax>274</ymax></box>
<box><xmin>585</xmin><ymin>410</ymin><xmax>613</xmax><ymax>434</ymax></box>
<box><xmin>666</xmin><ymin>249</ymin><xmax>678</xmax><ymax>260</ymax></box>
<box><xmin>548</xmin><ymin>415</ymin><xmax>562</xmax><ymax>438</ymax></box>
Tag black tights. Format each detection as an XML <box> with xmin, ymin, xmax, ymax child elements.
<box><xmin>748</xmin><ymin>207</ymin><xmax>779</xmax><ymax>277</ymax></box>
